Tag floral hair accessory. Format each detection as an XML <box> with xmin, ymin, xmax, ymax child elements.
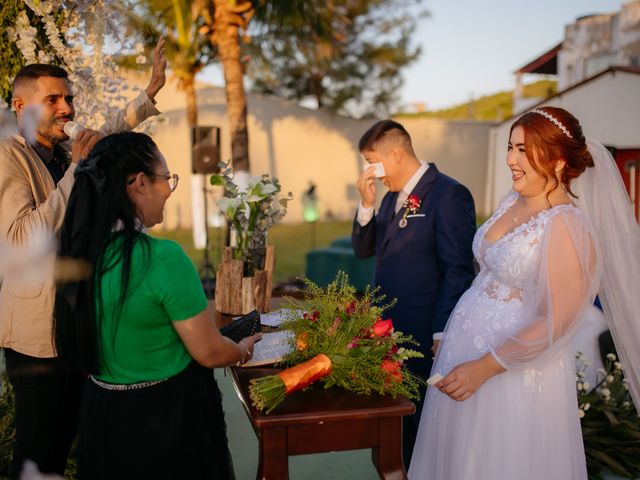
<box><xmin>531</xmin><ymin>109</ymin><xmax>573</xmax><ymax>139</ymax></box>
<box><xmin>399</xmin><ymin>194</ymin><xmax>421</xmax><ymax>228</ymax></box>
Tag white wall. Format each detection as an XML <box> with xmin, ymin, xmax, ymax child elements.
<box><xmin>150</xmin><ymin>86</ymin><xmax>373</xmax><ymax>229</ymax></box>
<box><xmin>398</xmin><ymin>117</ymin><xmax>495</xmax><ymax>216</ymax></box>
<box><xmin>139</xmin><ymin>78</ymin><xmax>494</xmax><ymax>228</ymax></box>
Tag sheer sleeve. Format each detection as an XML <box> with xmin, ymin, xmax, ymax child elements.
<box><xmin>492</xmin><ymin>209</ymin><xmax>601</xmax><ymax>368</ymax></box>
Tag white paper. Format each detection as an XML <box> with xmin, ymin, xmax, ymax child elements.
<box><xmin>242</xmin><ymin>330</ymin><xmax>294</xmax><ymax>367</ymax></box>
<box><xmin>260</xmin><ymin>309</ymin><xmax>302</xmax><ymax>327</ymax></box>
<box><xmin>427</xmin><ymin>373</ymin><xmax>444</xmax><ymax>386</ymax></box>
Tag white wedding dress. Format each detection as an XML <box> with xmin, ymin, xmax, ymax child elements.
<box><xmin>409</xmin><ymin>191</ymin><xmax>601</xmax><ymax>480</ymax></box>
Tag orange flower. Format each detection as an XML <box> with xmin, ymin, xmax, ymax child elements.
<box><xmin>296</xmin><ymin>332</ymin><xmax>308</xmax><ymax>351</ymax></box>
<box><xmin>372</xmin><ymin>318</ymin><xmax>393</xmax><ymax>337</ymax></box>
<box><xmin>381</xmin><ymin>359</ymin><xmax>403</xmax><ymax>385</ymax></box>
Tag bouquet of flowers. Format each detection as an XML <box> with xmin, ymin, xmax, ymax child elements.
<box><xmin>211</xmin><ymin>161</ymin><xmax>292</xmax><ymax>275</ymax></box>
<box><xmin>249</xmin><ymin>272</ymin><xmax>425</xmax><ymax>413</ymax></box>
<box><xmin>575</xmin><ymin>352</ymin><xmax>640</xmax><ymax>480</ymax></box>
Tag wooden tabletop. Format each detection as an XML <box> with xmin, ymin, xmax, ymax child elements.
<box><xmin>230</xmin><ymin>366</ymin><xmax>415</xmax><ymax>429</ymax></box>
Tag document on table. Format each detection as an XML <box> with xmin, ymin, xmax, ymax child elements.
<box><xmin>242</xmin><ymin>330</ymin><xmax>294</xmax><ymax>367</ymax></box>
<box><xmin>260</xmin><ymin>309</ymin><xmax>302</xmax><ymax>327</ymax></box>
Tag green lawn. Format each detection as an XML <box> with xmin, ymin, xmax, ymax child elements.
<box><xmin>151</xmin><ymin>221</ymin><xmax>353</xmax><ymax>285</ymax></box>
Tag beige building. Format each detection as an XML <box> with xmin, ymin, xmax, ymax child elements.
<box><xmin>136</xmin><ymin>77</ymin><xmax>493</xmax><ymax>234</ymax></box>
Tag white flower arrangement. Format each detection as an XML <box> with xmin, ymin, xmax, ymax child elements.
<box><xmin>211</xmin><ymin>161</ymin><xmax>292</xmax><ymax>274</ymax></box>
<box><xmin>6</xmin><ymin>0</ymin><xmax>156</xmax><ymax>133</ymax></box>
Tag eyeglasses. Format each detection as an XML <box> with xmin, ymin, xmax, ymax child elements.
<box><xmin>154</xmin><ymin>172</ymin><xmax>179</xmax><ymax>192</ymax></box>
<box><xmin>127</xmin><ymin>172</ymin><xmax>180</xmax><ymax>192</ymax></box>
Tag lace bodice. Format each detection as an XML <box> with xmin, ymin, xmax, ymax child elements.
<box><xmin>473</xmin><ymin>192</ymin><xmax>578</xmax><ymax>303</ymax></box>
<box><xmin>440</xmin><ymin>192</ymin><xmax>584</xmax><ymax>367</ymax></box>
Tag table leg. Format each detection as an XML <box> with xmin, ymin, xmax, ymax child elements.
<box><xmin>372</xmin><ymin>417</ymin><xmax>407</xmax><ymax>480</ymax></box>
<box><xmin>257</xmin><ymin>426</ymin><xmax>288</xmax><ymax>480</ymax></box>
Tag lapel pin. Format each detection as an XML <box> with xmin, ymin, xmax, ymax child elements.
<box><xmin>399</xmin><ymin>218</ymin><xmax>408</xmax><ymax>228</ymax></box>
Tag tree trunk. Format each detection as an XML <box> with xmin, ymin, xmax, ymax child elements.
<box><xmin>311</xmin><ymin>72</ymin><xmax>324</xmax><ymax>109</ymax></box>
<box><xmin>183</xmin><ymin>74</ymin><xmax>198</xmax><ymax>127</ymax></box>
<box><xmin>211</xmin><ymin>0</ymin><xmax>250</xmax><ymax>173</ymax></box>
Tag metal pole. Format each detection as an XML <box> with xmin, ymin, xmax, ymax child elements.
<box><xmin>199</xmin><ymin>175</ymin><xmax>216</xmax><ymax>299</ymax></box>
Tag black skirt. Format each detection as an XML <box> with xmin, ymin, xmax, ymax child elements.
<box><xmin>78</xmin><ymin>362</ymin><xmax>236</xmax><ymax>480</ymax></box>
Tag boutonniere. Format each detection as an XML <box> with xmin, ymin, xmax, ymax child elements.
<box><xmin>399</xmin><ymin>194</ymin><xmax>421</xmax><ymax>228</ymax></box>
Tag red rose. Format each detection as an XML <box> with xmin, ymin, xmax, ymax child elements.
<box><xmin>372</xmin><ymin>319</ymin><xmax>393</xmax><ymax>337</ymax></box>
<box><xmin>408</xmin><ymin>194</ymin><xmax>420</xmax><ymax>208</ymax></box>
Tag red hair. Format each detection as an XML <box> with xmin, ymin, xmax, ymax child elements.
<box><xmin>510</xmin><ymin>106</ymin><xmax>594</xmax><ymax>198</ymax></box>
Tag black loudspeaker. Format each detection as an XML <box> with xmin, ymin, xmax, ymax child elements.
<box><xmin>191</xmin><ymin>126</ymin><xmax>221</xmax><ymax>174</ymax></box>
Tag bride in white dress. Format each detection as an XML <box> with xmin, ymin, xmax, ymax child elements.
<box><xmin>409</xmin><ymin>107</ymin><xmax>640</xmax><ymax>480</ymax></box>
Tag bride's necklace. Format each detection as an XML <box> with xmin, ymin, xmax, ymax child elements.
<box><xmin>511</xmin><ymin>198</ymin><xmax>543</xmax><ymax>223</ymax></box>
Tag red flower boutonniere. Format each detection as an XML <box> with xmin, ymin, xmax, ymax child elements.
<box><xmin>399</xmin><ymin>194</ymin><xmax>421</xmax><ymax>228</ymax></box>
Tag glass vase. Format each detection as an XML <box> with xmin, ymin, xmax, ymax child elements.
<box><xmin>230</xmin><ymin>228</ymin><xmax>268</xmax><ymax>277</ymax></box>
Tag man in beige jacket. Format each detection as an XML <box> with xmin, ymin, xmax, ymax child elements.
<box><xmin>0</xmin><ymin>40</ymin><xmax>167</xmax><ymax>478</ymax></box>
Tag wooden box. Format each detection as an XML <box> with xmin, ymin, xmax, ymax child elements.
<box><xmin>215</xmin><ymin>245</ymin><xmax>274</xmax><ymax>315</ymax></box>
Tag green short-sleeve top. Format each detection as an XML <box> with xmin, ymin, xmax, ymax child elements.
<box><xmin>95</xmin><ymin>235</ymin><xmax>207</xmax><ymax>384</ymax></box>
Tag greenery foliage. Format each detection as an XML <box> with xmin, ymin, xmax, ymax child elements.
<box><xmin>0</xmin><ymin>376</ymin><xmax>15</xmax><ymax>476</ymax></box>
<box><xmin>396</xmin><ymin>79</ymin><xmax>558</xmax><ymax>121</ymax></box>
<box><xmin>248</xmin><ymin>0</ymin><xmax>426</xmax><ymax>118</ymax></box>
<box><xmin>119</xmin><ymin>0</ymin><xmax>216</xmax><ymax>122</ymax></box>
<box><xmin>0</xmin><ymin>0</ymin><xmax>66</xmax><ymax>105</ymax></box>
<box><xmin>210</xmin><ymin>161</ymin><xmax>292</xmax><ymax>274</ymax></box>
<box><xmin>576</xmin><ymin>353</ymin><xmax>640</xmax><ymax>480</ymax></box>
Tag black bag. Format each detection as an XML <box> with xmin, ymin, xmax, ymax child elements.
<box><xmin>219</xmin><ymin>310</ymin><xmax>261</xmax><ymax>342</ymax></box>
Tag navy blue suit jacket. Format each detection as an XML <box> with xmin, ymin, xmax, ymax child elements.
<box><xmin>352</xmin><ymin>164</ymin><xmax>476</xmax><ymax>378</ymax></box>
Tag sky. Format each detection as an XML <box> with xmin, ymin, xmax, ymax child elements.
<box><xmin>200</xmin><ymin>0</ymin><xmax>629</xmax><ymax>112</ymax></box>
<box><xmin>402</xmin><ymin>0</ymin><xmax>629</xmax><ymax>110</ymax></box>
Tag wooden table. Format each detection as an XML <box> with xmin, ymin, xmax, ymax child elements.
<box><xmin>230</xmin><ymin>366</ymin><xmax>415</xmax><ymax>480</ymax></box>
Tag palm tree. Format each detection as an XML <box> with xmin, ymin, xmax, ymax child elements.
<box><xmin>201</xmin><ymin>0</ymin><xmax>252</xmax><ymax>171</ymax></box>
<box><xmin>127</xmin><ymin>0</ymin><xmax>313</xmax><ymax>173</ymax></box>
<box><xmin>122</xmin><ymin>0</ymin><xmax>213</xmax><ymax>128</ymax></box>
<box><xmin>199</xmin><ymin>0</ymin><xmax>315</xmax><ymax>173</ymax></box>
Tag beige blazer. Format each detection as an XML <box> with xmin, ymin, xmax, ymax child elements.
<box><xmin>0</xmin><ymin>92</ymin><xmax>160</xmax><ymax>357</ymax></box>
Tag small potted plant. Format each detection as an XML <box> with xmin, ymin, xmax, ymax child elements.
<box><xmin>211</xmin><ymin>162</ymin><xmax>292</xmax><ymax>314</ymax></box>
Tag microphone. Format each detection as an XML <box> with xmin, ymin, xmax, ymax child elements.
<box><xmin>63</xmin><ymin>121</ymin><xmax>85</xmax><ymax>140</ymax></box>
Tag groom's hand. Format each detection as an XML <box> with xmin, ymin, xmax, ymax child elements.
<box><xmin>437</xmin><ymin>353</ymin><xmax>505</xmax><ymax>401</ymax></box>
<box><xmin>357</xmin><ymin>165</ymin><xmax>377</xmax><ymax>208</ymax></box>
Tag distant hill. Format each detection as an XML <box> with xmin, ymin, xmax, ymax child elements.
<box><xmin>397</xmin><ymin>80</ymin><xmax>557</xmax><ymax>121</ymax></box>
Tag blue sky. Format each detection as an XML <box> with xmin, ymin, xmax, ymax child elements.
<box><xmin>403</xmin><ymin>0</ymin><xmax>628</xmax><ymax>110</ymax></box>
<box><xmin>200</xmin><ymin>0</ymin><xmax>628</xmax><ymax>111</ymax></box>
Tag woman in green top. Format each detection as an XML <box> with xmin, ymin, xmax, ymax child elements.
<box><xmin>54</xmin><ymin>132</ymin><xmax>260</xmax><ymax>479</ymax></box>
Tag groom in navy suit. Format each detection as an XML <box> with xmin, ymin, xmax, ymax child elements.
<box><xmin>352</xmin><ymin>119</ymin><xmax>476</xmax><ymax>466</ymax></box>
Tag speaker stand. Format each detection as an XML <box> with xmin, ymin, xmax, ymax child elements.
<box><xmin>199</xmin><ymin>175</ymin><xmax>216</xmax><ymax>299</ymax></box>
